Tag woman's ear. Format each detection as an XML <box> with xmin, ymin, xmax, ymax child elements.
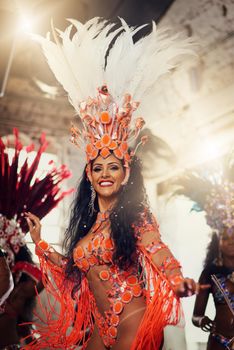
<box><xmin>86</xmin><ymin>163</ymin><xmax>92</xmax><ymax>184</ymax></box>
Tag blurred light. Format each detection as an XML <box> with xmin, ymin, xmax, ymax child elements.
<box><xmin>18</xmin><ymin>15</ymin><xmax>34</xmax><ymax>33</ymax></box>
<box><xmin>202</xmin><ymin>139</ymin><xmax>221</xmax><ymax>160</ymax></box>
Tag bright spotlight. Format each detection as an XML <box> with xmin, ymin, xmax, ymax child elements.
<box><xmin>203</xmin><ymin>139</ymin><xmax>220</xmax><ymax>160</ymax></box>
<box><xmin>18</xmin><ymin>15</ymin><xmax>34</xmax><ymax>33</ymax></box>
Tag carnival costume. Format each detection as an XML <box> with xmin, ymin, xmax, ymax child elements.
<box><xmin>175</xmin><ymin>154</ymin><xmax>234</xmax><ymax>349</ymax></box>
<box><xmin>28</xmin><ymin>18</ymin><xmax>195</xmax><ymax>349</ymax></box>
<box><xmin>0</xmin><ymin>129</ymin><xmax>72</xmax><ymax>346</ymax></box>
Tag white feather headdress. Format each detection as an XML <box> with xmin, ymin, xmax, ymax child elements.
<box><xmin>34</xmin><ymin>17</ymin><xmax>193</xmax><ymax>111</ymax></box>
<box><xmin>33</xmin><ymin>17</ymin><xmax>194</xmax><ymax>182</ymax></box>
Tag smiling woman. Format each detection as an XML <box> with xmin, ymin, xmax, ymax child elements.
<box><xmin>89</xmin><ymin>155</ymin><xmax>125</xmax><ymax>204</ymax></box>
<box><xmin>24</xmin><ymin>17</ymin><xmax>203</xmax><ymax>350</ymax></box>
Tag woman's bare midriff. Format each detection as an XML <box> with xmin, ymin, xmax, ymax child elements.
<box><xmin>87</xmin><ymin>265</ymin><xmax>146</xmax><ymax>349</ymax></box>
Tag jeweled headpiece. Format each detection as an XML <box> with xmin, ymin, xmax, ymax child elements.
<box><xmin>0</xmin><ymin>129</ymin><xmax>72</xmax><ymax>266</ymax></box>
<box><xmin>34</xmin><ymin>18</ymin><xmax>193</xmax><ymax>183</ymax></box>
<box><xmin>174</xmin><ymin>153</ymin><xmax>234</xmax><ymax>236</ymax></box>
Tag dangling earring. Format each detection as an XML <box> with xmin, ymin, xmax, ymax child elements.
<box><xmin>89</xmin><ymin>184</ymin><xmax>96</xmax><ymax>215</ymax></box>
<box><xmin>217</xmin><ymin>247</ymin><xmax>223</xmax><ymax>266</ymax></box>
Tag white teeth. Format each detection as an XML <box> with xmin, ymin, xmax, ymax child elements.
<box><xmin>99</xmin><ymin>181</ymin><xmax>113</xmax><ymax>186</ymax></box>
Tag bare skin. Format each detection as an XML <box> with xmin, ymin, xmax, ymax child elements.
<box><xmin>26</xmin><ymin>154</ymin><xmax>207</xmax><ymax>349</ymax></box>
<box><xmin>193</xmin><ymin>232</ymin><xmax>234</xmax><ymax>350</ymax></box>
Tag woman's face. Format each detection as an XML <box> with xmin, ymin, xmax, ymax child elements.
<box><xmin>88</xmin><ymin>154</ymin><xmax>125</xmax><ymax>199</ymax></box>
<box><xmin>220</xmin><ymin>230</ymin><xmax>234</xmax><ymax>258</ymax></box>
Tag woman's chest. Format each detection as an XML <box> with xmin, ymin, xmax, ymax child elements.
<box><xmin>73</xmin><ymin>230</ymin><xmax>114</xmax><ymax>272</ymax></box>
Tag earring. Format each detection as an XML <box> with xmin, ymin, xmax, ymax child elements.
<box><xmin>217</xmin><ymin>248</ymin><xmax>223</xmax><ymax>266</ymax></box>
<box><xmin>89</xmin><ymin>184</ymin><xmax>96</xmax><ymax>215</ymax></box>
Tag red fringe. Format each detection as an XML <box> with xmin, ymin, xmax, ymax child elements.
<box><xmin>22</xmin><ymin>251</ymin><xmax>94</xmax><ymax>349</ymax></box>
<box><xmin>131</xmin><ymin>246</ymin><xmax>182</xmax><ymax>350</ymax></box>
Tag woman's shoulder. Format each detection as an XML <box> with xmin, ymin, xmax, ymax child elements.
<box><xmin>133</xmin><ymin>209</ymin><xmax>160</xmax><ymax>242</ymax></box>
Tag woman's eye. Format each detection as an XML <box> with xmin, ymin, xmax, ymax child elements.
<box><xmin>110</xmin><ymin>166</ymin><xmax>119</xmax><ymax>170</ymax></box>
<box><xmin>93</xmin><ymin>167</ymin><xmax>102</xmax><ymax>172</ymax></box>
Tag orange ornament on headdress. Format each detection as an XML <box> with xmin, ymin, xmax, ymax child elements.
<box><xmin>70</xmin><ymin>85</ymin><xmax>145</xmax><ymax>184</ymax></box>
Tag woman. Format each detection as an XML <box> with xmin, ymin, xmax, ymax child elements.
<box><xmin>0</xmin><ymin>130</ymin><xmax>71</xmax><ymax>349</ymax></box>
<box><xmin>0</xmin><ymin>246</ymin><xmax>44</xmax><ymax>349</ymax></box>
<box><xmin>0</xmin><ymin>248</ymin><xmax>13</xmax><ymax>307</ymax></box>
<box><xmin>192</xmin><ymin>231</ymin><xmax>234</xmax><ymax>350</ymax></box>
<box><xmin>25</xmin><ymin>17</ymin><xmax>203</xmax><ymax>350</ymax></box>
<box><xmin>174</xmin><ymin>157</ymin><xmax>234</xmax><ymax>349</ymax></box>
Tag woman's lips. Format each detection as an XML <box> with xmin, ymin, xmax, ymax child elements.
<box><xmin>99</xmin><ymin>181</ymin><xmax>114</xmax><ymax>187</ymax></box>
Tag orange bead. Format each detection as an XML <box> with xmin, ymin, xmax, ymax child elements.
<box><xmin>100</xmin><ymin>111</ymin><xmax>111</xmax><ymax>124</ymax></box>
<box><xmin>100</xmin><ymin>147</ymin><xmax>111</xmax><ymax>158</ymax></box>
<box><xmin>74</xmin><ymin>246</ymin><xmax>84</xmax><ymax>260</ymax></box>
<box><xmin>99</xmin><ymin>270</ymin><xmax>110</xmax><ymax>281</ymax></box>
<box><xmin>101</xmin><ymin>134</ymin><xmax>111</xmax><ymax>146</ymax></box>
<box><xmin>113</xmin><ymin>301</ymin><xmax>123</xmax><ymax>314</ymax></box>
<box><xmin>126</xmin><ymin>275</ymin><xmax>137</xmax><ymax>286</ymax></box>
<box><xmin>121</xmin><ymin>290</ymin><xmax>132</xmax><ymax>303</ymax></box>
<box><xmin>109</xmin><ymin>326</ymin><xmax>117</xmax><ymax>338</ymax></box>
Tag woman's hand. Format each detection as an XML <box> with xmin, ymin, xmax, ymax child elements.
<box><xmin>200</xmin><ymin>316</ymin><xmax>215</xmax><ymax>332</ymax></box>
<box><xmin>25</xmin><ymin>212</ymin><xmax>42</xmax><ymax>244</ymax></box>
<box><xmin>174</xmin><ymin>278</ymin><xmax>210</xmax><ymax>298</ymax></box>
<box><xmin>192</xmin><ymin>315</ymin><xmax>215</xmax><ymax>332</ymax></box>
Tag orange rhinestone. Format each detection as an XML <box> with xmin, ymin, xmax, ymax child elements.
<box><xmin>110</xmin><ymin>314</ymin><xmax>119</xmax><ymax>326</ymax></box>
<box><xmin>102</xmin><ymin>251</ymin><xmax>112</xmax><ymax>263</ymax></box>
<box><xmin>109</xmin><ymin>140</ymin><xmax>118</xmax><ymax>150</ymax></box>
<box><xmin>104</xmin><ymin>238</ymin><xmax>114</xmax><ymax>250</ymax></box>
<box><xmin>100</xmin><ymin>111</ymin><xmax>111</xmax><ymax>124</ymax></box>
<box><xmin>132</xmin><ymin>284</ymin><xmax>142</xmax><ymax>297</ymax></box>
<box><xmin>87</xmin><ymin>242</ymin><xmax>92</xmax><ymax>253</ymax></box>
<box><xmin>101</xmin><ymin>134</ymin><xmax>111</xmax><ymax>146</ymax></box>
<box><xmin>109</xmin><ymin>326</ymin><xmax>117</xmax><ymax>338</ymax></box>
<box><xmin>121</xmin><ymin>290</ymin><xmax>132</xmax><ymax>303</ymax></box>
<box><xmin>100</xmin><ymin>147</ymin><xmax>111</xmax><ymax>158</ymax></box>
<box><xmin>74</xmin><ymin>246</ymin><xmax>84</xmax><ymax>260</ymax></box>
<box><xmin>99</xmin><ymin>270</ymin><xmax>110</xmax><ymax>281</ymax></box>
<box><xmin>93</xmin><ymin>236</ymin><xmax>100</xmax><ymax>248</ymax></box>
<box><xmin>88</xmin><ymin>255</ymin><xmax>97</xmax><ymax>266</ymax></box>
<box><xmin>81</xmin><ymin>258</ymin><xmax>89</xmax><ymax>270</ymax></box>
<box><xmin>95</xmin><ymin>140</ymin><xmax>102</xmax><ymax>149</ymax></box>
<box><xmin>113</xmin><ymin>301</ymin><xmax>123</xmax><ymax>314</ymax></box>
<box><xmin>120</xmin><ymin>142</ymin><xmax>128</xmax><ymax>153</ymax></box>
<box><xmin>86</xmin><ymin>143</ymin><xmax>93</xmax><ymax>155</ymax></box>
<box><xmin>90</xmin><ymin>148</ymin><xmax>98</xmax><ymax>159</ymax></box>
<box><xmin>113</xmin><ymin>148</ymin><xmax>123</xmax><ymax>159</ymax></box>
<box><xmin>126</xmin><ymin>275</ymin><xmax>137</xmax><ymax>286</ymax></box>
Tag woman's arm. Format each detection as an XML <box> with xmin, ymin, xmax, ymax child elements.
<box><xmin>25</xmin><ymin>212</ymin><xmax>66</xmax><ymax>267</ymax></box>
<box><xmin>192</xmin><ymin>269</ymin><xmax>214</xmax><ymax>332</ymax></box>
<box><xmin>139</xmin><ymin>228</ymin><xmax>199</xmax><ymax>297</ymax></box>
<box><xmin>0</xmin><ymin>249</ymin><xmax>14</xmax><ymax>305</ymax></box>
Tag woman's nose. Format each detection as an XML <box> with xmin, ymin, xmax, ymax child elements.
<box><xmin>102</xmin><ymin>168</ymin><xmax>110</xmax><ymax>177</ymax></box>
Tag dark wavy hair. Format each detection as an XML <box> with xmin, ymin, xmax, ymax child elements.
<box><xmin>63</xmin><ymin>155</ymin><xmax>149</xmax><ymax>288</ymax></box>
<box><xmin>203</xmin><ymin>232</ymin><xmax>219</xmax><ymax>268</ymax></box>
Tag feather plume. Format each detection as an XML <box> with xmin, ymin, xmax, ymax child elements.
<box><xmin>32</xmin><ymin>18</ymin><xmax>195</xmax><ymax>115</ymax></box>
